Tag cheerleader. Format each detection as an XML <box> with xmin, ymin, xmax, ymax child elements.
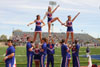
<box><xmin>34</xmin><ymin>43</ymin><xmax>40</xmax><ymax>67</ymax></box>
<box><xmin>43</xmin><ymin>5</ymin><xmax>64</xmax><ymax>36</ymax></box>
<box><xmin>64</xmin><ymin>12</ymin><xmax>80</xmax><ymax>44</ymax></box>
<box><xmin>40</xmin><ymin>38</ymin><xmax>47</xmax><ymax>67</ymax></box>
<box><xmin>60</xmin><ymin>39</ymin><xmax>68</xmax><ymax>67</ymax></box>
<box><xmin>46</xmin><ymin>36</ymin><xmax>55</xmax><ymax>67</ymax></box>
<box><xmin>27</xmin><ymin>15</ymin><xmax>45</xmax><ymax>43</ymax></box>
<box><xmin>72</xmin><ymin>40</ymin><xmax>80</xmax><ymax>67</ymax></box>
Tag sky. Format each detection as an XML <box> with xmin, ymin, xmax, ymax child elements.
<box><xmin>0</xmin><ymin>0</ymin><xmax>100</xmax><ymax>38</ymax></box>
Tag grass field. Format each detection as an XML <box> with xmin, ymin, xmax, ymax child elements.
<box><xmin>0</xmin><ymin>46</ymin><xmax>100</xmax><ymax>67</ymax></box>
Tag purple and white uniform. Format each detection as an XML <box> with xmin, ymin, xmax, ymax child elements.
<box><xmin>35</xmin><ymin>20</ymin><xmax>42</xmax><ymax>32</ymax></box>
<box><xmin>34</xmin><ymin>48</ymin><xmax>40</xmax><ymax>61</ymax></box>
<box><xmin>40</xmin><ymin>42</ymin><xmax>47</xmax><ymax>67</ymax></box>
<box><xmin>47</xmin><ymin>12</ymin><xmax>52</xmax><ymax>22</ymax></box>
<box><xmin>67</xmin><ymin>21</ymin><xmax>73</xmax><ymax>32</ymax></box>
<box><xmin>72</xmin><ymin>44</ymin><xmax>80</xmax><ymax>67</ymax></box>
<box><xmin>26</xmin><ymin>42</ymin><xmax>34</xmax><ymax>67</ymax></box>
<box><xmin>61</xmin><ymin>44</ymin><xmax>68</xmax><ymax>67</ymax></box>
<box><xmin>5</xmin><ymin>46</ymin><xmax>15</xmax><ymax>67</ymax></box>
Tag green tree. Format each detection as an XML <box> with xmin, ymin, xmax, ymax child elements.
<box><xmin>0</xmin><ymin>34</ymin><xmax>7</xmax><ymax>41</ymax></box>
<box><xmin>13</xmin><ymin>29</ymin><xmax>22</xmax><ymax>32</ymax></box>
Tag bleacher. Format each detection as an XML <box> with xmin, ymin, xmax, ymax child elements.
<box><xmin>12</xmin><ymin>31</ymin><xmax>100</xmax><ymax>46</ymax></box>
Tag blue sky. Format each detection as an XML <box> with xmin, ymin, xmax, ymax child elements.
<box><xmin>0</xmin><ymin>0</ymin><xmax>100</xmax><ymax>38</ymax></box>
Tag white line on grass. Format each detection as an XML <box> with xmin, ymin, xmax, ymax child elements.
<box><xmin>0</xmin><ymin>55</ymin><xmax>62</xmax><ymax>57</ymax></box>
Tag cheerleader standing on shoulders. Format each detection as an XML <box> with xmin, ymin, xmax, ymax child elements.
<box><xmin>27</xmin><ymin>15</ymin><xmax>45</xmax><ymax>43</ymax></box>
<box><xmin>43</xmin><ymin>5</ymin><xmax>64</xmax><ymax>36</ymax></box>
<box><xmin>63</xmin><ymin>12</ymin><xmax>80</xmax><ymax>44</ymax></box>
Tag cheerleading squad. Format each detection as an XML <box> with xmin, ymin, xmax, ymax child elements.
<box><xmin>26</xmin><ymin>5</ymin><xmax>80</xmax><ymax>67</ymax></box>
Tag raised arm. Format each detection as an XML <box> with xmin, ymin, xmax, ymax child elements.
<box><xmin>51</xmin><ymin>5</ymin><xmax>60</xmax><ymax>14</ymax></box>
<box><xmin>41</xmin><ymin>20</ymin><xmax>45</xmax><ymax>27</ymax></box>
<box><xmin>64</xmin><ymin>20</ymin><xmax>68</xmax><ymax>27</ymax></box>
<box><xmin>43</xmin><ymin>12</ymin><xmax>47</xmax><ymax>20</ymax></box>
<box><xmin>27</xmin><ymin>20</ymin><xmax>36</xmax><ymax>26</ymax></box>
<box><xmin>72</xmin><ymin>12</ymin><xmax>80</xmax><ymax>22</ymax></box>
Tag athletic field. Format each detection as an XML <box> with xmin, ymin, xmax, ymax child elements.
<box><xmin>0</xmin><ymin>46</ymin><xmax>100</xmax><ymax>67</ymax></box>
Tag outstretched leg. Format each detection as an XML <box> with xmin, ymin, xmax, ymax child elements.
<box><xmin>33</xmin><ymin>32</ymin><xmax>37</xmax><ymax>43</ymax></box>
<box><xmin>65</xmin><ymin>32</ymin><xmax>69</xmax><ymax>44</ymax></box>
<box><xmin>39</xmin><ymin>32</ymin><xmax>42</xmax><ymax>43</ymax></box>
<box><xmin>48</xmin><ymin>17</ymin><xmax>63</xmax><ymax>36</ymax></box>
<box><xmin>49</xmin><ymin>17</ymin><xmax>63</xmax><ymax>24</ymax></box>
<box><xmin>71</xmin><ymin>32</ymin><xmax>74</xmax><ymax>43</ymax></box>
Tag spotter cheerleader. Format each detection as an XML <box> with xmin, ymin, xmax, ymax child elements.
<box><xmin>60</xmin><ymin>39</ymin><xmax>69</xmax><ymax>67</ymax></box>
<box><xmin>46</xmin><ymin>36</ymin><xmax>55</xmax><ymax>67</ymax></box>
<box><xmin>72</xmin><ymin>40</ymin><xmax>80</xmax><ymax>67</ymax></box>
<box><xmin>34</xmin><ymin>43</ymin><xmax>40</xmax><ymax>67</ymax></box>
<box><xmin>40</xmin><ymin>38</ymin><xmax>47</xmax><ymax>67</ymax></box>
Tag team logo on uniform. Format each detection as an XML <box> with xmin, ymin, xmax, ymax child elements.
<box><xmin>35</xmin><ymin>50</ymin><xmax>39</xmax><ymax>53</ymax></box>
<box><xmin>50</xmin><ymin>45</ymin><xmax>53</xmax><ymax>49</ymax></box>
<box><xmin>37</xmin><ymin>22</ymin><xmax>41</xmax><ymax>25</ymax></box>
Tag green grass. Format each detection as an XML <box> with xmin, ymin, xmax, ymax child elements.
<box><xmin>0</xmin><ymin>46</ymin><xmax>100</xmax><ymax>67</ymax></box>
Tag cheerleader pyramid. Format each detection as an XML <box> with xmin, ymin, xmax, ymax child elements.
<box><xmin>3</xmin><ymin>5</ymin><xmax>81</xmax><ymax>67</ymax></box>
<box><xmin>27</xmin><ymin>5</ymin><xmax>80</xmax><ymax>67</ymax></box>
